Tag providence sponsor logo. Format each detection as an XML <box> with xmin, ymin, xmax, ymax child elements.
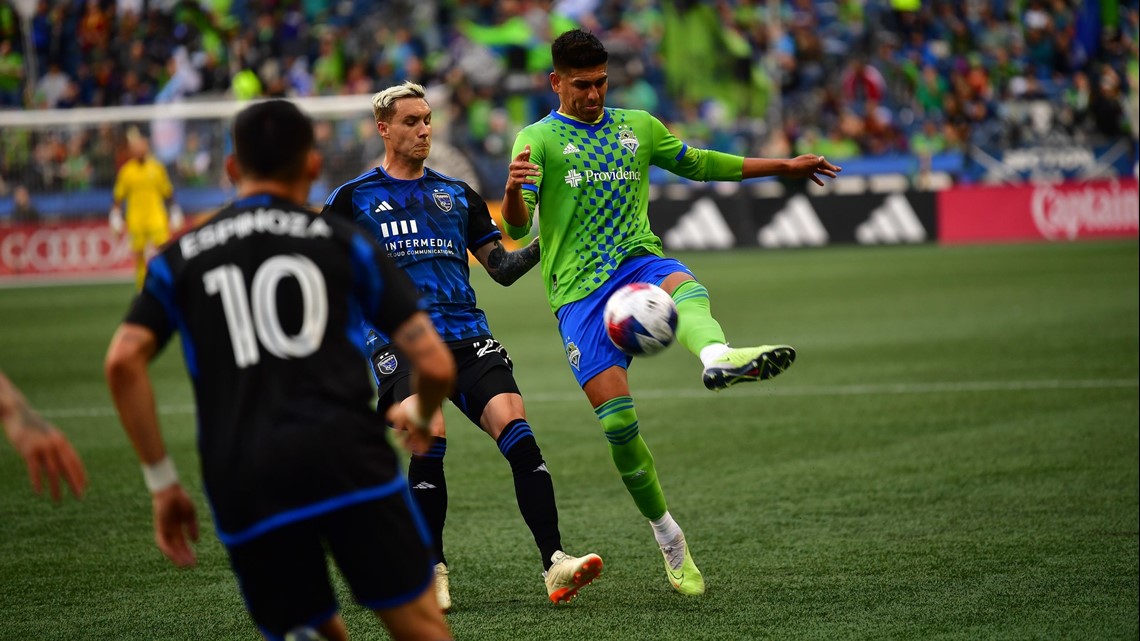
<box><xmin>585</xmin><ymin>168</ymin><xmax>641</xmax><ymax>182</ymax></box>
<box><xmin>563</xmin><ymin>167</ymin><xmax>642</xmax><ymax>187</ymax></box>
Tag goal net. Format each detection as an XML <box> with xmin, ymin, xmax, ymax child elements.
<box><xmin>0</xmin><ymin>87</ymin><xmax>480</xmax><ymax>222</ymax></box>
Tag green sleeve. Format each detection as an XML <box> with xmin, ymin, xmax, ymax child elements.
<box><xmin>503</xmin><ymin>191</ymin><xmax>537</xmax><ymax>239</ymax></box>
<box><xmin>505</xmin><ymin>129</ymin><xmax>542</xmax><ymax>239</ymax></box>
<box><xmin>648</xmin><ymin>114</ymin><xmax>744</xmax><ymax>182</ymax></box>
<box><xmin>674</xmin><ymin>148</ymin><xmax>745</xmax><ymax>182</ymax></box>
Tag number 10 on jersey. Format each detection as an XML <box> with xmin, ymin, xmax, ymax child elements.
<box><xmin>203</xmin><ymin>255</ymin><xmax>329</xmax><ymax>368</ymax></box>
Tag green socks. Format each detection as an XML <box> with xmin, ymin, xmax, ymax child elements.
<box><xmin>671</xmin><ymin>280</ymin><xmax>726</xmax><ymax>356</ymax></box>
<box><xmin>595</xmin><ymin>396</ymin><xmax>667</xmax><ymax>520</ymax></box>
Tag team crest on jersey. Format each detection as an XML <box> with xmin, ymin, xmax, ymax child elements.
<box><xmin>618</xmin><ymin>125</ymin><xmax>639</xmax><ymax>155</ymax></box>
<box><xmin>565</xmin><ymin>340</ymin><xmax>581</xmax><ymax>370</ymax></box>
<box><xmin>375</xmin><ymin>352</ymin><xmax>398</xmax><ymax>376</ymax></box>
<box><xmin>432</xmin><ymin>190</ymin><xmax>453</xmax><ymax>212</ymax></box>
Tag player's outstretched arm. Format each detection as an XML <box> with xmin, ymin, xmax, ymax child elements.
<box><xmin>0</xmin><ymin>370</ymin><xmax>88</xmax><ymax>502</ymax></box>
<box><xmin>105</xmin><ymin>324</ymin><xmax>200</xmax><ymax>567</ymax></box>
<box><xmin>473</xmin><ymin>237</ymin><xmax>541</xmax><ymax>286</ymax></box>
<box><xmin>742</xmin><ymin>154</ymin><xmax>842</xmax><ymax>186</ymax></box>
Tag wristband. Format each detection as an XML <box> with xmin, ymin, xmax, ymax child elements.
<box><xmin>404</xmin><ymin>404</ymin><xmax>431</xmax><ymax>431</ymax></box>
<box><xmin>142</xmin><ymin>456</ymin><xmax>180</xmax><ymax>493</ymax></box>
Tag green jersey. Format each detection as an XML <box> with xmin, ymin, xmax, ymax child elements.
<box><xmin>509</xmin><ymin>107</ymin><xmax>745</xmax><ymax>312</ymax></box>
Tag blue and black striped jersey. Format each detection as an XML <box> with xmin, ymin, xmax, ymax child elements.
<box><xmin>321</xmin><ymin>166</ymin><xmax>501</xmax><ymax>346</ymax></box>
<box><xmin>124</xmin><ymin>193</ymin><xmax>423</xmax><ymax>545</ymax></box>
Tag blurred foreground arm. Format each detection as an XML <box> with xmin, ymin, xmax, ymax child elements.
<box><xmin>0</xmin><ymin>369</ymin><xmax>88</xmax><ymax>502</ymax></box>
<box><xmin>385</xmin><ymin>312</ymin><xmax>455</xmax><ymax>451</ymax></box>
<box><xmin>105</xmin><ymin>324</ymin><xmax>199</xmax><ymax>567</ymax></box>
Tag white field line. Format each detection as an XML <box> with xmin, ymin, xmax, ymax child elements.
<box><xmin>38</xmin><ymin>378</ymin><xmax>1140</xmax><ymax>419</ymax></box>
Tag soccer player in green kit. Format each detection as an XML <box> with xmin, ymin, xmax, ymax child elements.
<box><xmin>501</xmin><ymin>29</ymin><xmax>841</xmax><ymax>596</ymax></box>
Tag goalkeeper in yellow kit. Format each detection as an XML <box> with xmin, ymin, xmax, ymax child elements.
<box><xmin>109</xmin><ymin>134</ymin><xmax>183</xmax><ymax>289</ymax></box>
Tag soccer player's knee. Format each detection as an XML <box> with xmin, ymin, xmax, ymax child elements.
<box><xmin>672</xmin><ymin>280</ymin><xmax>710</xmax><ymax>307</ymax></box>
<box><xmin>497</xmin><ymin>419</ymin><xmax>545</xmax><ymax>474</ymax></box>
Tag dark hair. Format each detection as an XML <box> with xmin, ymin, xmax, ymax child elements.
<box><xmin>551</xmin><ymin>29</ymin><xmax>608</xmax><ymax>73</ymax></box>
<box><xmin>232</xmin><ymin>99</ymin><xmax>314</xmax><ymax>181</ymax></box>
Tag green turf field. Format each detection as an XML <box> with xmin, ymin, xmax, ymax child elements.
<box><xmin>1</xmin><ymin>241</ymin><xmax>1137</xmax><ymax>641</ymax></box>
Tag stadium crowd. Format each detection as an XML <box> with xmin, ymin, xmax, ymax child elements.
<box><xmin>0</xmin><ymin>0</ymin><xmax>1137</xmax><ymax>202</ymax></box>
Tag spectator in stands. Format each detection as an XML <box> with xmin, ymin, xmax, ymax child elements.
<box><xmin>0</xmin><ymin>38</ymin><xmax>23</xmax><ymax>107</ymax></box>
<box><xmin>840</xmin><ymin>55</ymin><xmax>886</xmax><ymax>104</ymax></box>
<box><xmin>77</xmin><ymin>0</ymin><xmax>111</xmax><ymax>54</ymax></box>
<box><xmin>9</xmin><ymin>184</ymin><xmax>39</xmax><ymax>225</ymax></box>
<box><xmin>911</xmin><ymin>118</ymin><xmax>948</xmax><ymax>159</ymax></box>
<box><xmin>34</xmin><ymin>62</ymin><xmax>71</xmax><ymax>109</ymax></box>
<box><xmin>1060</xmin><ymin>70</ymin><xmax>1092</xmax><ymax>131</ymax></box>
<box><xmin>1091</xmin><ymin>66</ymin><xmax>1128</xmax><ymax>138</ymax></box>
<box><xmin>61</xmin><ymin>136</ymin><xmax>93</xmax><ymax>190</ymax></box>
<box><xmin>175</xmin><ymin>131</ymin><xmax>211</xmax><ymax>188</ymax></box>
<box><xmin>914</xmin><ymin>63</ymin><xmax>949</xmax><ymax>118</ymax></box>
<box><xmin>0</xmin><ymin>1</ymin><xmax>17</xmax><ymax>42</ymax></box>
<box><xmin>311</xmin><ymin>31</ymin><xmax>344</xmax><ymax>95</ymax></box>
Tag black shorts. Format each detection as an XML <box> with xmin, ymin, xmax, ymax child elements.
<box><xmin>225</xmin><ymin>491</ymin><xmax>433</xmax><ymax>639</ymax></box>
<box><xmin>372</xmin><ymin>336</ymin><xmax>519</xmax><ymax>426</ymax></box>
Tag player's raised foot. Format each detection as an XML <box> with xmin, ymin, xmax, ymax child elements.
<box><xmin>661</xmin><ymin>536</ymin><xmax>705</xmax><ymax>596</ymax></box>
<box><xmin>702</xmin><ymin>345</ymin><xmax>796</xmax><ymax>391</ymax></box>
<box><xmin>544</xmin><ymin>550</ymin><xmax>603</xmax><ymax>604</ymax></box>
<box><xmin>434</xmin><ymin>562</ymin><xmax>452</xmax><ymax>613</ymax></box>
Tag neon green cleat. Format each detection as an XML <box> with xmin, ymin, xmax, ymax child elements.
<box><xmin>434</xmin><ymin>562</ymin><xmax>452</xmax><ymax>613</ymax></box>
<box><xmin>661</xmin><ymin>537</ymin><xmax>705</xmax><ymax>596</ymax></box>
<box><xmin>702</xmin><ymin>345</ymin><xmax>796</xmax><ymax>391</ymax></box>
<box><xmin>544</xmin><ymin>551</ymin><xmax>603</xmax><ymax>604</ymax></box>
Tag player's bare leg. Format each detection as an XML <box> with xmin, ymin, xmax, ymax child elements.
<box><xmin>374</xmin><ymin>586</ymin><xmax>452</xmax><ymax>641</ymax></box>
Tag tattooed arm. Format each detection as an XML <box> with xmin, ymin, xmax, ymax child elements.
<box><xmin>473</xmin><ymin>237</ymin><xmax>541</xmax><ymax>286</ymax></box>
<box><xmin>0</xmin><ymin>369</ymin><xmax>88</xmax><ymax>501</ymax></box>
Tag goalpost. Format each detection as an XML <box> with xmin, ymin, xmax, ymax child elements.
<box><xmin>0</xmin><ymin>89</ymin><xmax>486</xmax><ymax>279</ymax></box>
<box><xmin>0</xmin><ymin>87</ymin><xmax>480</xmax><ymax>221</ymax></box>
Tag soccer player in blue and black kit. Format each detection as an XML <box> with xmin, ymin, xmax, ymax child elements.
<box><xmin>322</xmin><ymin>81</ymin><xmax>602</xmax><ymax>609</ymax></box>
<box><xmin>105</xmin><ymin>100</ymin><xmax>456</xmax><ymax>641</ymax></box>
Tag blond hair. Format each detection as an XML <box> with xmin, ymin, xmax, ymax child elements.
<box><xmin>371</xmin><ymin>81</ymin><xmax>427</xmax><ymax>123</ymax></box>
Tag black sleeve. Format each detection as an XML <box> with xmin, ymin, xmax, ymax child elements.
<box><xmin>123</xmin><ymin>291</ymin><xmax>175</xmax><ymax>349</ymax></box>
<box><xmin>463</xmin><ymin>183</ymin><xmax>502</xmax><ymax>252</ymax></box>
<box><xmin>369</xmin><ymin>239</ymin><xmax>425</xmax><ymax>337</ymax></box>
<box><xmin>320</xmin><ymin>183</ymin><xmax>357</xmax><ymax>222</ymax></box>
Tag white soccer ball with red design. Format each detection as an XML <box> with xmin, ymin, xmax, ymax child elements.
<box><xmin>603</xmin><ymin>282</ymin><xmax>678</xmax><ymax>357</ymax></box>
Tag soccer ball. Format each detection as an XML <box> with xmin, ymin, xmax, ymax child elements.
<box><xmin>603</xmin><ymin>282</ymin><xmax>678</xmax><ymax>357</ymax></box>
